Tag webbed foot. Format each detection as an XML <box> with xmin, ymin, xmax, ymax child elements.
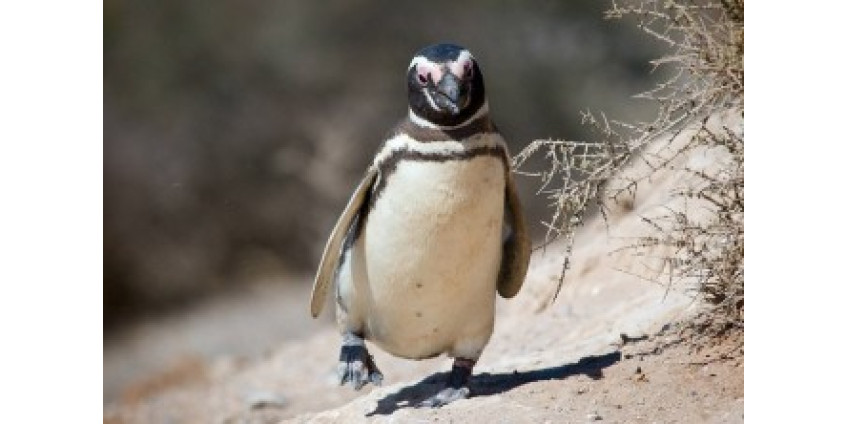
<box><xmin>418</xmin><ymin>357</ymin><xmax>475</xmax><ymax>407</ymax></box>
<box><xmin>338</xmin><ymin>332</ymin><xmax>383</xmax><ymax>390</ymax></box>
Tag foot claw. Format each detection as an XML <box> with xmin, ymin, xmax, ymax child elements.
<box><xmin>337</xmin><ymin>334</ymin><xmax>383</xmax><ymax>391</ymax></box>
<box><xmin>418</xmin><ymin>387</ymin><xmax>470</xmax><ymax>408</ymax></box>
<box><xmin>369</xmin><ymin>370</ymin><xmax>383</xmax><ymax>386</ymax></box>
<box><xmin>418</xmin><ymin>357</ymin><xmax>475</xmax><ymax>407</ymax></box>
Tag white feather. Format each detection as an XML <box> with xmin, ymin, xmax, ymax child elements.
<box><xmin>407</xmin><ymin>101</ymin><xmax>490</xmax><ymax>130</ymax></box>
<box><xmin>337</xmin><ymin>133</ymin><xmax>507</xmax><ymax>360</ymax></box>
<box><xmin>375</xmin><ymin>129</ymin><xmax>502</xmax><ymax>165</ymax></box>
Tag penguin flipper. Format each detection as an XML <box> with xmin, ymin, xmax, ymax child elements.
<box><xmin>497</xmin><ymin>172</ymin><xmax>531</xmax><ymax>298</ymax></box>
<box><xmin>310</xmin><ymin>166</ymin><xmax>377</xmax><ymax>317</ymax></box>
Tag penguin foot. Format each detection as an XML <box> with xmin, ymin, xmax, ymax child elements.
<box><xmin>338</xmin><ymin>332</ymin><xmax>383</xmax><ymax>390</ymax></box>
<box><xmin>418</xmin><ymin>386</ymin><xmax>470</xmax><ymax>407</ymax></box>
<box><xmin>418</xmin><ymin>357</ymin><xmax>475</xmax><ymax>408</ymax></box>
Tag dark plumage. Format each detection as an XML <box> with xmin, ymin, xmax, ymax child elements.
<box><xmin>406</xmin><ymin>43</ymin><xmax>487</xmax><ymax>128</ymax></box>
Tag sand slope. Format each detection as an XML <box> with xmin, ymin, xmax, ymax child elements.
<box><xmin>105</xmin><ymin>113</ymin><xmax>743</xmax><ymax>423</ymax></box>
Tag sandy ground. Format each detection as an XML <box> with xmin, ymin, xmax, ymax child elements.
<box><xmin>104</xmin><ymin>114</ymin><xmax>743</xmax><ymax>423</ymax></box>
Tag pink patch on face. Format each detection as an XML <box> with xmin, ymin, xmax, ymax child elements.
<box><xmin>416</xmin><ymin>62</ymin><xmax>444</xmax><ymax>85</ymax></box>
<box><xmin>449</xmin><ymin>58</ymin><xmax>473</xmax><ymax>80</ymax></box>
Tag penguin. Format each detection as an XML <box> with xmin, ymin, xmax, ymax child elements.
<box><xmin>310</xmin><ymin>43</ymin><xmax>531</xmax><ymax>407</ymax></box>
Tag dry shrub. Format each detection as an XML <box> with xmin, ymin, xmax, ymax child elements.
<box><xmin>514</xmin><ymin>0</ymin><xmax>743</xmax><ymax>343</ymax></box>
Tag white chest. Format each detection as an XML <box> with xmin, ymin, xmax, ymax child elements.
<box><xmin>359</xmin><ymin>139</ymin><xmax>507</xmax><ymax>358</ymax></box>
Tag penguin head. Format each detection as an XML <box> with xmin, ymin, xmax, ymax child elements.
<box><xmin>407</xmin><ymin>43</ymin><xmax>487</xmax><ymax>128</ymax></box>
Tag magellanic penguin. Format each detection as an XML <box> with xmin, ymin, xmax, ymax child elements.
<box><xmin>310</xmin><ymin>43</ymin><xmax>531</xmax><ymax>407</ymax></box>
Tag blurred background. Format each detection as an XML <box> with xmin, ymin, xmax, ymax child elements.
<box><xmin>104</xmin><ymin>0</ymin><xmax>664</xmax><ymax>403</ymax></box>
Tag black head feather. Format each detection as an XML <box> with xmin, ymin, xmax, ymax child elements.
<box><xmin>407</xmin><ymin>43</ymin><xmax>487</xmax><ymax>128</ymax></box>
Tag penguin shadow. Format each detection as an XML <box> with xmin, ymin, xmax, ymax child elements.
<box><xmin>366</xmin><ymin>350</ymin><xmax>621</xmax><ymax>416</ymax></box>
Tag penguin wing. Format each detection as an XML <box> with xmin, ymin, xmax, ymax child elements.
<box><xmin>497</xmin><ymin>172</ymin><xmax>531</xmax><ymax>298</ymax></box>
<box><xmin>310</xmin><ymin>166</ymin><xmax>377</xmax><ymax>317</ymax></box>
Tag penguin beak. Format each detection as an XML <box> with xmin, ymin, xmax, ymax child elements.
<box><xmin>432</xmin><ymin>72</ymin><xmax>465</xmax><ymax>115</ymax></box>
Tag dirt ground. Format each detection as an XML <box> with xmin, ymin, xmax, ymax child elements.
<box><xmin>104</xmin><ymin>120</ymin><xmax>743</xmax><ymax>423</ymax></box>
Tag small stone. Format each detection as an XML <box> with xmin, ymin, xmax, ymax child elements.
<box><xmin>635</xmin><ymin>366</ymin><xmax>642</xmax><ymax>374</ymax></box>
<box><xmin>587</xmin><ymin>412</ymin><xmax>602</xmax><ymax>421</ymax></box>
<box><xmin>244</xmin><ymin>390</ymin><xmax>287</xmax><ymax>409</ymax></box>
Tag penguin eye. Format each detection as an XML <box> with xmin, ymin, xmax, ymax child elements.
<box><xmin>417</xmin><ymin>72</ymin><xmax>429</xmax><ymax>85</ymax></box>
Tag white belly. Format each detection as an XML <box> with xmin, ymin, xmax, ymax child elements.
<box><xmin>359</xmin><ymin>154</ymin><xmax>505</xmax><ymax>359</ymax></box>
